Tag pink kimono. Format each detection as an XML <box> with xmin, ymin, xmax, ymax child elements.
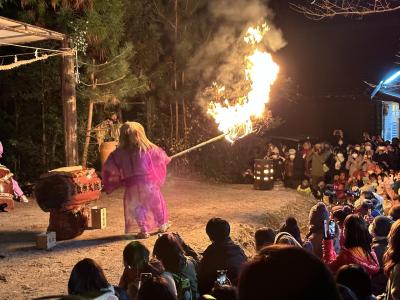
<box><xmin>102</xmin><ymin>146</ymin><xmax>170</xmax><ymax>234</ymax></box>
<box><xmin>0</xmin><ymin>141</ymin><xmax>24</xmax><ymax>198</ymax></box>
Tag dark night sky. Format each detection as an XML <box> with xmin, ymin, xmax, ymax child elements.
<box><xmin>261</xmin><ymin>1</ymin><xmax>400</xmax><ymax>139</ymax></box>
<box><xmin>270</xmin><ymin>0</ymin><xmax>400</xmax><ymax>96</ymax></box>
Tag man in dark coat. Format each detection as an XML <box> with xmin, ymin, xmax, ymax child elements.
<box><xmin>284</xmin><ymin>149</ymin><xmax>304</xmax><ymax>189</ymax></box>
<box><xmin>370</xmin><ymin>215</ymin><xmax>393</xmax><ymax>295</ymax></box>
<box><xmin>373</xmin><ymin>145</ymin><xmax>390</xmax><ymax>171</ymax></box>
<box><xmin>198</xmin><ymin>218</ymin><xmax>247</xmax><ymax>296</ymax></box>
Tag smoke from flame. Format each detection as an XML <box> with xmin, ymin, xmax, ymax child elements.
<box><xmin>207</xmin><ymin>24</ymin><xmax>280</xmax><ymax>143</ymax></box>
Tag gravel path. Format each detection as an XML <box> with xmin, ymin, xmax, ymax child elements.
<box><xmin>0</xmin><ymin>177</ymin><xmax>316</xmax><ymax>299</ymax></box>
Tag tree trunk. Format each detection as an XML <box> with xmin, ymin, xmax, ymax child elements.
<box><xmin>175</xmin><ymin>100</ymin><xmax>179</xmax><ymax>140</ymax></box>
<box><xmin>82</xmin><ymin>100</ymin><xmax>94</xmax><ymax>168</ymax></box>
<box><xmin>174</xmin><ymin>0</ymin><xmax>179</xmax><ymax>140</ymax></box>
<box><xmin>146</xmin><ymin>96</ymin><xmax>152</xmax><ymax>137</ymax></box>
<box><xmin>82</xmin><ymin>60</ymin><xmax>96</xmax><ymax>168</ymax></box>
<box><xmin>50</xmin><ymin>132</ymin><xmax>59</xmax><ymax>169</ymax></box>
<box><xmin>41</xmin><ymin>62</ymin><xmax>47</xmax><ymax>169</ymax></box>
<box><xmin>61</xmin><ymin>38</ymin><xmax>78</xmax><ymax>166</ymax></box>
<box><xmin>182</xmin><ymin>71</ymin><xmax>187</xmax><ymax>140</ymax></box>
<box><xmin>170</xmin><ymin>102</ymin><xmax>174</xmax><ymax>141</ymax></box>
<box><xmin>15</xmin><ymin>100</ymin><xmax>19</xmax><ymax>174</ymax></box>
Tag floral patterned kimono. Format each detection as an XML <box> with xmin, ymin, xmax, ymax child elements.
<box><xmin>102</xmin><ymin>146</ymin><xmax>170</xmax><ymax>233</ymax></box>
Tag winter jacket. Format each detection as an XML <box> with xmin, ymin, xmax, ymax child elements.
<box><xmin>181</xmin><ymin>257</ymin><xmax>199</xmax><ymax>300</ymax></box>
<box><xmin>371</xmin><ymin>238</ymin><xmax>389</xmax><ymax>296</ymax></box>
<box><xmin>372</xmin><ymin>237</ymin><xmax>389</xmax><ymax>268</ymax></box>
<box><xmin>307</xmin><ymin>231</ymin><xmax>324</xmax><ymax>259</ymax></box>
<box><xmin>346</xmin><ymin>156</ymin><xmax>363</xmax><ymax>177</ymax></box>
<box><xmin>198</xmin><ymin>238</ymin><xmax>247</xmax><ymax>295</ymax></box>
<box><xmin>284</xmin><ymin>157</ymin><xmax>305</xmax><ymax>180</ymax></box>
<box><xmin>306</xmin><ymin>151</ymin><xmax>330</xmax><ymax>178</ymax></box>
<box><xmin>373</xmin><ymin>153</ymin><xmax>390</xmax><ymax>170</ymax></box>
<box><xmin>323</xmin><ymin>239</ymin><xmax>380</xmax><ymax>276</ymax></box>
<box><xmin>386</xmin><ymin>263</ymin><xmax>400</xmax><ymax>300</ymax></box>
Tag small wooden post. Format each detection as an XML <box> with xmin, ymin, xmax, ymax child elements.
<box><xmin>61</xmin><ymin>38</ymin><xmax>78</xmax><ymax>166</ymax></box>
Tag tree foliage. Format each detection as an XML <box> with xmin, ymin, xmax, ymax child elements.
<box><xmin>0</xmin><ymin>0</ymin><xmax>288</xmax><ymax>182</ymax></box>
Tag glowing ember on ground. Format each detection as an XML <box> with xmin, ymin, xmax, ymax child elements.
<box><xmin>207</xmin><ymin>23</ymin><xmax>280</xmax><ymax>143</ymax></box>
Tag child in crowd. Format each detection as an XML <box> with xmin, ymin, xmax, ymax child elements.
<box><xmin>297</xmin><ymin>179</ymin><xmax>312</xmax><ymax>196</ymax></box>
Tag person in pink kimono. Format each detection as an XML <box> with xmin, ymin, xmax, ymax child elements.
<box><xmin>0</xmin><ymin>141</ymin><xmax>28</xmax><ymax>203</ymax></box>
<box><xmin>102</xmin><ymin>122</ymin><xmax>170</xmax><ymax>239</ymax></box>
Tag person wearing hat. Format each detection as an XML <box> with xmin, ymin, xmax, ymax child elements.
<box><xmin>266</xmin><ymin>147</ymin><xmax>285</xmax><ymax>181</ymax></box>
<box><xmin>332</xmin><ymin>205</ymin><xmax>353</xmax><ymax>252</ymax></box>
<box><xmin>284</xmin><ymin>149</ymin><xmax>304</xmax><ymax>189</ymax></box>
<box><xmin>370</xmin><ymin>216</ymin><xmax>394</xmax><ymax>295</ymax></box>
<box><xmin>0</xmin><ymin>141</ymin><xmax>28</xmax><ymax>203</ymax></box>
<box><xmin>305</xmin><ymin>202</ymin><xmax>330</xmax><ymax>258</ymax></box>
<box><xmin>370</xmin><ymin>216</ymin><xmax>393</xmax><ymax>268</ymax></box>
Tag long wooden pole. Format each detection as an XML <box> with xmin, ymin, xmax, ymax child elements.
<box><xmin>82</xmin><ymin>60</ymin><xmax>96</xmax><ymax>168</ymax></box>
<box><xmin>61</xmin><ymin>38</ymin><xmax>78</xmax><ymax>166</ymax></box>
<box><xmin>170</xmin><ymin>133</ymin><xmax>226</xmax><ymax>159</ymax></box>
<box><xmin>81</xmin><ymin>100</ymin><xmax>94</xmax><ymax>168</ymax></box>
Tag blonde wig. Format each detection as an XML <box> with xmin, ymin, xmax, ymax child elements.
<box><xmin>118</xmin><ymin>122</ymin><xmax>156</xmax><ymax>152</ymax></box>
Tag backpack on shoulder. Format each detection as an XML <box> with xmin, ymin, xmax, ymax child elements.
<box><xmin>172</xmin><ymin>273</ymin><xmax>193</xmax><ymax>300</ymax></box>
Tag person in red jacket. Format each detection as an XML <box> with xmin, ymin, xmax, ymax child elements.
<box><xmin>323</xmin><ymin>214</ymin><xmax>379</xmax><ymax>277</ymax></box>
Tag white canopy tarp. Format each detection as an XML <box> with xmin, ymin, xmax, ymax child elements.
<box><xmin>0</xmin><ymin>16</ymin><xmax>65</xmax><ymax>45</ymax></box>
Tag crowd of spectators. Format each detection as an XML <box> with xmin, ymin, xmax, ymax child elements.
<box><xmin>41</xmin><ymin>130</ymin><xmax>400</xmax><ymax>300</ymax></box>
<box><xmin>57</xmin><ymin>214</ymin><xmax>400</xmax><ymax>299</ymax></box>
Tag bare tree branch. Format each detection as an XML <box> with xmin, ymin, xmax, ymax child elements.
<box><xmin>152</xmin><ymin>0</ymin><xmax>176</xmax><ymax>29</ymax></box>
<box><xmin>290</xmin><ymin>0</ymin><xmax>400</xmax><ymax>20</ymax></box>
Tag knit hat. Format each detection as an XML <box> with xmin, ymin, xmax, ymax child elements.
<box><xmin>279</xmin><ymin>217</ymin><xmax>301</xmax><ymax>245</ymax></box>
<box><xmin>369</xmin><ymin>216</ymin><xmax>393</xmax><ymax>238</ymax></box>
<box><xmin>308</xmin><ymin>202</ymin><xmax>329</xmax><ymax>233</ymax></box>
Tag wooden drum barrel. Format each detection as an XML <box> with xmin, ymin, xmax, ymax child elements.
<box><xmin>48</xmin><ymin>206</ymin><xmax>90</xmax><ymax>241</ymax></box>
<box><xmin>35</xmin><ymin>166</ymin><xmax>102</xmax><ymax>212</ymax></box>
<box><xmin>35</xmin><ymin>166</ymin><xmax>102</xmax><ymax>240</ymax></box>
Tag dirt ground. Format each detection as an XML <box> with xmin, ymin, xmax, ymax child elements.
<box><xmin>0</xmin><ymin>177</ymin><xmax>316</xmax><ymax>299</ymax></box>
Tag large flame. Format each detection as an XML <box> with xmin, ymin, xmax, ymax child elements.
<box><xmin>207</xmin><ymin>24</ymin><xmax>280</xmax><ymax>143</ymax></box>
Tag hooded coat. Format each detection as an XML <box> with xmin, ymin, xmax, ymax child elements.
<box><xmin>306</xmin><ymin>202</ymin><xmax>330</xmax><ymax>258</ymax></box>
<box><xmin>386</xmin><ymin>264</ymin><xmax>400</xmax><ymax>300</ymax></box>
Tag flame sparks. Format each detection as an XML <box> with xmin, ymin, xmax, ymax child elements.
<box><xmin>207</xmin><ymin>23</ymin><xmax>280</xmax><ymax>143</ymax></box>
